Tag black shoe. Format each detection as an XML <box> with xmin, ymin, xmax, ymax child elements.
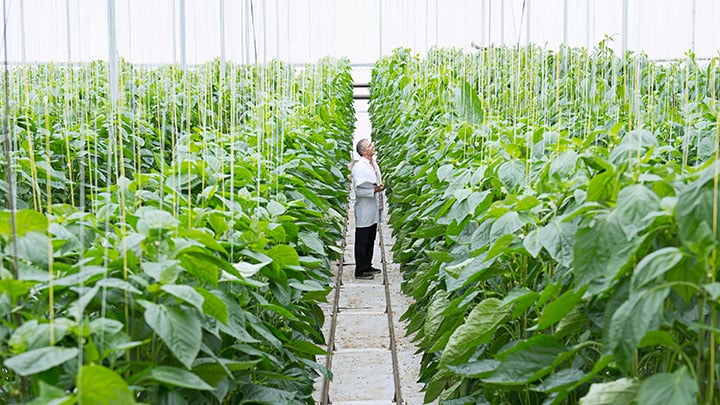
<box><xmin>369</xmin><ymin>267</ymin><xmax>382</xmax><ymax>274</ymax></box>
<box><xmin>354</xmin><ymin>271</ymin><xmax>374</xmax><ymax>280</ymax></box>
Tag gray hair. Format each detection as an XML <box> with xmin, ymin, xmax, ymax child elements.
<box><xmin>356</xmin><ymin>138</ymin><xmax>370</xmax><ymax>156</ymax></box>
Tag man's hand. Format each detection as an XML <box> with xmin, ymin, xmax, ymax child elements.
<box><xmin>374</xmin><ymin>183</ymin><xmax>385</xmax><ymax>193</ymax></box>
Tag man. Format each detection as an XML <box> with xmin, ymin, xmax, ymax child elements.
<box><xmin>351</xmin><ymin>138</ymin><xmax>385</xmax><ymax>280</ymax></box>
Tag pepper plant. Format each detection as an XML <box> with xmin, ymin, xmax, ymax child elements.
<box><xmin>370</xmin><ymin>45</ymin><xmax>720</xmax><ymax>404</ymax></box>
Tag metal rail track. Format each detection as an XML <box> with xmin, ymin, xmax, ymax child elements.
<box><xmin>320</xmin><ymin>202</ymin><xmax>403</xmax><ymax>404</ymax></box>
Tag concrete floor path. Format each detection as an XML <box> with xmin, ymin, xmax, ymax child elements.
<box><xmin>312</xmin><ymin>67</ymin><xmax>433</xmax><ymax>405</ymax></box>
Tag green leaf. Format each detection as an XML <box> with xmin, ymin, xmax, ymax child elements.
<box><xmin>502</xmin><ymin>287</ymin><xmax>539</xmax><ymax>318</ymax></box>
<box><xmin>53</xmin><ymin>265</ymin><xmax>106</xmax><ymax>287</ymax></box>
<box><xmin>179</xmin><ymin>252</ymin><xmax>219</xmax><ymax>286</ymax></box>
<box><xmin>284</xmin><ymin>339</ymin><xmax>329</xmax><ymax>355</ymax></box>
<box><xmin>196</xmin><ymin>287</ymin><xmax>229</xmax><ymax>324</ymax></box>
<box><xmin>630</xmin><ymin>247</ymin><xmax>684</xmax><ymax>292</ymax></box>
<box><xmin>607</xmin><ymin>287</ymin><xmax>670</xmax><ymax>373</ymax></box>
<box><xmin>424</xmin><ymin>290</ymin><xmax>450</xmax><ymax>343</ymax></box>
<box><xmin>637</xmin><ymin>367</ymin><xmax>696</xmax><ymax>405</ymax></box>
<box><xmin>615</xmin><ymin>184</ymin><xmax>660</xmax><ymax>239</ymax></box>
<box><xmin>538</xmin><ymin>219</ymin><xmax>577</xmax><ymax>267</ymax></box>
<box><xmin>178</xmin><ymin>229</ymin><xmax>227</xmax><ymax>253</ymax></box>
<box><xmin>298</xmin><ymin>231</ymin><xmax>325</xmax><ymax>255</ymax></box>
<box><xmin>77</xmin><ymin>365</ymin><xmax>135</xmax><ymax>404</ymax></box>
<box><xmin>534</xmin><ymin>368</ymin><xmax>586</xmax><ymax>393</ymax></box>
<box><xmin>26</xmin><ymin>381</ymin><xmax>72</xmax><ymax>405</ymax></box>
<box><xmin>142</xmin><ymin>365</ymin><xmax>213</xmax><ymax>390</ymax></box>
<box><xmin>266</xmin><ymin>244</ymin><xmax>300</xmax><ymax>268</ymax></box>
<box><xmin>537</xmin><ymin>288</ymin><xmax>584</xmax><ymax>329</ymax></box>
<box><xmin>523</xmin><ymin>229</ymin><xmax>542</xmax><ymax>257</ymax></box>
<box><xmin>579</xmin><ymin>378</ymin><xmax>639</xmax><ymax>405</ymax></box>
<box><xmin>444</xmin><ymin>190</ymin><xmax>492</xmax><ymax>225</ymax></box>
<box><xmin>587</xmin><ymin>171</ymin><xmax>616</xmax><ymax>202</ymax></box>
<box><xmin>136</xmin><ymin>208</ymin><xmax>177</xmax><ymax>234</ymax></box>
<box><xmin>232</xmin><ymin>260</ymin><xmax>272</xmax><ymax>278</ymax></box>
<box><xmin>95</xmin><ymin>278</ymin><xmax>142</xmax><ymax>295</ymax></box>
<box><xmin>439</xmin><ymin>298</ymin><xmax>509</xmax><ymax>368</ymax></box>
<box><xmin>549</xmin><ymin>151</ymin><xmax>579</xmax><ymax>179</ymax></box>
<box><xmin>483</xmin><ymin>335</ymin><xmax>567</xmax><ymax>384</ymax></box>
<box><xmin>8</xmin><ymin>232</ymin><xmax>50</xmax><ymax>267</ymax></box>
<box><xmin>238</xmin><ymin>384</ymin><xmax>296</xmax><ymax>404</ymax></box>
<box><xmin>266</xmin><ymin>200</ymin><xmax>286</xmax><ymax>217</ymax></box>
<box><xmin>447</xmin><ymin>359</ymin><xmax>499</xmax><ymax>378</ymax></box>
<box><xmin>0</xmin><ymin>279</ymin><xmax>35</xmax><ymax>299</ymax></box>
<box><xmin>4</xmin><ymin>346</ymin><xmax>78</xmax><ymax>376</ymax></box>
<box><xmin>0</xmin><ymin>209</ymin><xmax>48</xmax><ymax>239</ymax></box>
<box><xmin>574</xmin><ymin>216</ymin><xmax>643</xmax><ymax>295</ymax></box>
<box><xmin>9</xmin><ymin>319</ymin><xmax>71</xmax><ymax>353</ymax></box>
<box><xmin>704</xmin><ymin>282</ymin><xmax>720</xmax><ymax>301</ymax></box>
<box><xmin>490</xmin><ymin>211</ymin><xmax>527</xmax><ymax>241</ymax></box>
<box><xmin>497</xmin><ymin>160</ymin><xmax>525</xmax><ymax>192</ymax></box>
<box><xmin>676</xmin><ymin>181</ymin><xmax>720</xmax><ymax>246</ymax></box>
<box><xmin>453</xmin><ymin>78</ymin><xmax>483</xmax><ymax>126</ymax></box>
<box><xmin>161</xmin><ymin>285</ymin><xmax>205</xmax><ymax>313</ymax></box>
<box><xmin>141</xmin><ymin>301</ymin><xmax>201</xmax><ymax>369</ymax></box>
<box><xmin>638</xmin><ymin>330</ymin><xmax>678</xmax><ymax>349</ymax></box>
<box><xmin>143</xmin><ymin>259</ymin><xmax>181</xmax><ymax>285</ymax></box>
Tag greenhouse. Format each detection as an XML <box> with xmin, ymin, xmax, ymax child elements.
<box><xmin>1</xmin><ymin>0</ymin><xmax>720</xmax><ymax>404</ymax></box>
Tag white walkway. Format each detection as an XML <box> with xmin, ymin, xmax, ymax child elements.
<box><xmin>312</xmin><ymin>67</ymin><xmax>430</xmax><ymax>404</ymax></box>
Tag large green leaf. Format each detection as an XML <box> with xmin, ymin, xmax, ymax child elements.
<box><xmin>490</xmin><ymin>211</ymin><xmax>527</xmax><ymax>241</ymax></box>
<box><xmin>630</xmin><ymin>247</ymin><xmax>683</xmax><ymax>292</ymax></box>
<box><xmin>423</xmin><ymin>290</ymin><xmax>450</xmax><ymax>343</ymax></box>
<box><xmin>141</xmin><ymin>301</ymin><xmax>201</xmax><ymax>369</ymax></box>
<box><xmin>676</xmin><ymin>180</ymin><xmax>720</xmax><ymax>247</ymax></box>
<box><xmin>77</xmin><ymin>365</ymin><xmax>135</xmax><ymax>405</ymax></box>
<box><xmin>4</xmin><ymin>346</ymin><xmax>78</xmax><ymax>376</ymax></box>
<box><xmin>8</xmin><ymin>232</ymin><xmax>50</xmax><ymax>268</ymax></box>
<box><xmin>483</xmin><ymin>335</ymin><xmax>567</xmax><ymax>384</ymax></box>
<box><xmin>143</xmin><ymin>259</ymin><xmax>181</xmax><ymax>285</ymax></box>
<box><xmin>142</xmin><ymin>365</ymin><xmax>213</xmax><ymax>390</ymax></box>
<box><xmin>534</xmin><ymin>368</ymin><xmax>586</xmax><ymax>393</ymax></box>
<box><xmin>497</xmin><ymin>160</ymin><xmax>525</xmax><ymax>192</ymax></box>
<box><xmin>614</xmin><ymin>184</ymin><xmax>660</xmax><ymax>239</ymax></box>
<box><xmin>574</xmin><ymin>215</ymin><xmax>643</xmax><ymax>295</ymax></box>
<box><xmin>196</xmin><ymin>287</ymin><xmax>229</xmax><ymax>324</ymax></box>
<box><xmin>537</xmin><ymin>288</ymin><xmax>584</xmax><ymax>329</ymax></box>
<box><xmin>26</xmin><ymin>381</ymin><xmax>73</xmax><ymax>405</ymax></box>
<box><xmin>586</xmin><ymin>171</ymin><xmax>617</xmax><ymax>202</ymax></box>
<box><xmin>161</xmin><ymin>284</ymin><xmax>205</xmax><ymax>313</ymax></box>
<box><xmin>136</xmin><ymin>208</ymin><xmax>177</xmax><ymax>235</ymax></box>
<box><xmin>238</xmin><ymin>384</ymin><xmax>296</xmax><ymax>404</ymax></box>
<box><xmin>266</xmin><ymin>244</ymin><xmax>300</xmax><ymax>268</ymax></box>
<box><xmin>538</xmin><ymin>219</ymin><xmax>577</xmax><ymax>267</ymax></box>
<box><xmin>579</xmin><ymin>378</ymin><xmax>639</xmax><ymax>405</ymax></box>
<box><xmin>606</xmin><ymin>287</ymin><xmax>670</xmax><ymax>372</ymax></box>
<box><xmin>443</xmin><ymin>190</ymin><xmax>492</xmax><ymax>225</ymax></box>
<box><xmin>447</xmin><ymin>359</ymin><xmax>499</xmax><ymax>378</ymax></box>
<box><xmin>549</xmin><ymin>151</ymin><xmax>579</xmax><ymax>179</ymax></box>
<box><xmin>0</xmin><ymin>209</ymin><xmax>48</xmax><ymax>239</ymax></box>
<box><xmin>439</xmin><ymin>298</ymin><xmax>509</xmax><ymax>368</ymax></box>
<box><xmin>637</xmin><ymin>367</ymin><xmax>696</xmax><ymax>405</ymax></box>
<box><xmin>298</xmin><ymin>231</ymin><xmax>325</xmax><ymax>255</ymax></box>
<box><xmin>453</xmin><ymin>79</ymin><xmax>483</xmax><ymax>126</ymax></box>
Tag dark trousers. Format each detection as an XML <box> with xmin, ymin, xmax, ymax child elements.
<box><xmin>354</xmin><ymin>223</ymin><xmax>378</xmax><ymax>275</ymax></box>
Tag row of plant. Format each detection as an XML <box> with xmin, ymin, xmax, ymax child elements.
<box><xmin>0</xmin><ymin>57</ymin><xmax>354</xmax><ymax>403</ymax></box>
<box><xmin>369</xmin><ymin>45</ymin><xmax>720</xmax><ymax>404</ymax></box>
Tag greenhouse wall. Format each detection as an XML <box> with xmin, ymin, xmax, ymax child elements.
<box><xmin>3</xmin><ymin>0</ymin><xmax>720</xmax><ymax>65</ymax></box>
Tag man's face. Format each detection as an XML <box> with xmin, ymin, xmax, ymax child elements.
<box><xmin>364</xmin><ymin>142</ymin><xmax>375</xmax><ymax>157</ymax></box>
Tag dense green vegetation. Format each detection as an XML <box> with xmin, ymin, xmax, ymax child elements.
<box><xmin>0</xmin><ymin>58</ymin><xmax>354</xmax><ymax>403</ymax></box>
<box><xmin>370</xmin><ymin>45</ymin><xmax>720</xmax><ymax>404</ymax></box>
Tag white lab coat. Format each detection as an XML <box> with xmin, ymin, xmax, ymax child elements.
<box><xmin>352</xmin><ymin>156</ymin><xmax>384</xmax><ymax>228</ymax></box>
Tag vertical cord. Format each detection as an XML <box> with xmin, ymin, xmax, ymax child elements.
<box><xmin>1</xmin><ymin>0</ymin><xmax>18</xmax><ymax>280</ymax></box>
